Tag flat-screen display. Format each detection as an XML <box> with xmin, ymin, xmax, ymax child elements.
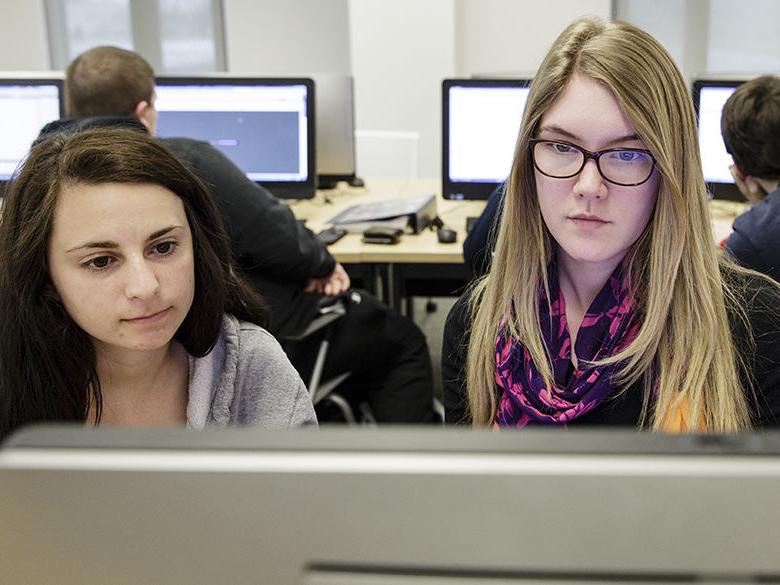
<box><xmin>0</xmin><ymin>78</ymin><xmax>64</xmax><ymax>182</ymax></box>
<box><xmin>442</xmin><ymin>78</ymin><xmax>531</xmax><ymax>200</ymax></box>
<box><xmin>692</xmin><ymin>79</ymin><xmax>745</xmax><ymax>201</ymax></box>
<box><xmin>155</xmin><ymin>77</ymin><xmax>316</xmax><ymax>199</ymax></box>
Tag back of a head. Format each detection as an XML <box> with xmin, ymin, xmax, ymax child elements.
<box><xmin>721</xmin><ymin>75</ymin><xmax>780</xmax><ymax>180</ymax></box>
<box><xmin>65</xmin><ymin>46</ymin><xmax>155</xmax><ymax>117</ymax></box>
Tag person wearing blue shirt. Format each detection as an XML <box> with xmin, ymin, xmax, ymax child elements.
<box><xmin>721</xmin><ymin>75</ymin><xmax>780</xmax><ymax>282</ymax></box>
<box><xmin>463</xmin><ymin>183</ymin><xmax>503</xmax><ymax>279</ymax></box>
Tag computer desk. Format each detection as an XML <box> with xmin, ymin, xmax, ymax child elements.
<box><xmin>289</xmin><ymin>178</ymin><xmax>484</xmax><ymax>313</ymax></box>
<box><xmin>289</xmin><ymin>179</ymin><xmax>748</xmax><ymax>315</ymax></box>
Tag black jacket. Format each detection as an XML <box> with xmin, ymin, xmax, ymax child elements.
<box><xmin>36</xmin><ymin>117</ymin><xmax>334</xmax><ymax>336</ymax></box>
<box><xmin>442</xmin><ymin>273</ymin><xmax>780</xmax><ymax>427</ymax></box>
<box><xmin>463</xmin><ymin>183</ymin><xmax>503</xmax><ymax>279</ymax></box>
<box><xmin>726</xmin><ymin>185</ymin><xmax>780</xmax><ymax>283</ymax></box>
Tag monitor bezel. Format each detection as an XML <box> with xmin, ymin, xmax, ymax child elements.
<box><xmin>154</xmin><ymin>75</ymin><xmax>317</xmax><ymax>199</ymax></box>
<box><xmin>0</xmin><ymin>76</ymin><xmax>65</xmax><ymax>186</ymax></box>
<box><xmin>441</xmin><ymin>77</ymin><xmax>532</xmax><ymax>201</ymax></box>
<box><xmin>691</xmin><ymin>78</ymin><xmax>746</xmax><ymax>202</ymax></box>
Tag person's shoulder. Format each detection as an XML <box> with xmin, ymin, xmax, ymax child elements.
<box><xmin>724</xmin><ymin>266</ymin><xmax>780</xmax><ymax>305</ymax></box>
<box><xmin>445</xmin><ymin>287</ymin><xmax>476</xmax><ymax>333</ymax></box>
<box><xmin>223</xmin><ymin>314</ymin><xmax>287</xmax><ymax>363</ymax></box>
<box><xmin>722</xmin><ymin>266</ymin><xmax>780</xmax><ymax>344</ymax></box>
<box><xmin>35</xmin><ymin>116</ymin><xmax>146</xmax><ymax>146</ymax></box>
<box><xmin>731</xmin><ymin>188</ymin><xmax>780</xmax><ymax>243</ymax></box>
<box><xmin>159</xmin><ymin>136</ymin><xmax>213</xmax><ymax>158</ymax></box>
<box><xmin>222</xmin><ymin>314</ymin><xmax>316</xmax><ymax>427</ymax></box>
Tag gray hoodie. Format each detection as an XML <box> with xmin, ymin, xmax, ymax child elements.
<box><xmin>186</xmin><ymin>314</ymin><xmax>317</xmax><ymax>428</ymax></box>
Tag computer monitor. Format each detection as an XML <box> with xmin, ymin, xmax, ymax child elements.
<box><xmin>3</xmin><ymin>425</ymin><xmax>780</xmax><ymax>584</ymax></box>
<box><xmin>0</xmin><ymin>76</ymin><xmax>64</xmax><ymax>183</ymax></box>
<box><xmin>691</xmin><ymin>79</ymin><xmax>746</xmax><ymax>201</ymax></box>
<box><xmin>312</xmin><ymin>74</ymin><xmax>357</xmax><ymax>188</ymax></box>
<box><xmin>154</xmin><ymin>76</ymin><xmax>316</xmax><ymax>199</ymax></box>
<box><xmin>442</xmin><ymin>78</ymin><xmax>531</xmax><ymax>200</ymax></box>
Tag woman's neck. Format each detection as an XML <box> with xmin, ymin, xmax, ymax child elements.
<box><xmin>557</xmin><ymin>252</ymin><xmax>623</xmax><ymax>354</ymax></box>
<box><xmin>91</xmin><ymin>342</ymin><xmax>189</xmax><ymax>426</ymax></box>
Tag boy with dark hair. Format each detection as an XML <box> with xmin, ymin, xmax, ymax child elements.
<box><xmin>721</xmin><ymin>75</ymin><xmax>780</xmax><ymax>281</ymax></box>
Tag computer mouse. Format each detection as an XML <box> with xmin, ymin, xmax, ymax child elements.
<box><xmin>437</xmin><ymin>227</ymin><xmax>457</xmax><ymax>244</ymax></box>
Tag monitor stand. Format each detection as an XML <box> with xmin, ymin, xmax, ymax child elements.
<box><xmin>317</xmin><ymin>175</ymin><xmax>365</xmax><ymax>190</ymax></box>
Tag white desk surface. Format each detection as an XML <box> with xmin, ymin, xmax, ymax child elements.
<box><xmin>289</xmin><ymin>178</ymin><xmax>484</xmax><ymax>264</ymax></box>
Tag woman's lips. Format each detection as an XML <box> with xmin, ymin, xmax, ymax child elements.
<box><xmin>568</xmin><ymin>214</ymin><xmax>609</xmax><ymax>227</ymax></box>
<box><xmin>123</xmin><ymin>307</ymin><xmax>171</xmax><ymax>323</ymax></box>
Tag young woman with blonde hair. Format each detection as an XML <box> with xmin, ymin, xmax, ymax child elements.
<box><xmin>442</xmin><ymin>17</ymin><xmax>780</xmax><ymax>430</ymax></box>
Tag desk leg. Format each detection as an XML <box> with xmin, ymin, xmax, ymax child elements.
<box><xmin>389</xmin><ymin>263</ymin><xmax>405</xmax><ymax>316</ymax></box>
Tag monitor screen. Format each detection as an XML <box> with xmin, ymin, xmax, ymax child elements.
<box><xmin>3</xmin><ymin>425</ymin><xmax>780</xmax><ymax>584</ymax></box>
<box><xmin>312</xmin><ymin>74</ymin><xmax>356</xmax><ymax>186</ymax></box>
<box><xmin>692</xmin><ymin>79</ymin><xmax>746</xmax><ymax>201</ymax></box>
<box><xmin>0</xmin><ymin>78</ymin><xmax>63</xmax><ymax>182</ymax></box>
<box><xmin>442</xmin><ymin>78</ymin><xmax>531</xmax><ymax>200</ymax></box>
<box><xmin>154</xmin><ymin>77</ymin><xmax>316</xmax><ymax>199</ymax></box>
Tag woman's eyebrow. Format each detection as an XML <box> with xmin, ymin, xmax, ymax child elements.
<box><xmin>147</xmin><ymin>225</ymin><xmax>183</xmax><ymax>241</ymax></box>
<box><xmin>538</xmin><ymin>124</ymin><xmax>641</xmax><ymax>146</ymax></box>
<box><xmin>66</xmin><ymin>225</ymin><xmax>183</xmax><ymax>254</ymax></box>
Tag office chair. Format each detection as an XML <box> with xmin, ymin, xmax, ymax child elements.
<box><xmin>283</xmin><ymin>291</ymin><xmax>375</xmax><ymax>424</ymax></box>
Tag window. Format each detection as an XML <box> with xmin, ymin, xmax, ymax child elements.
<box><xmin>44</xmin><ymin>0</ymin><xmax>225</xmax><ymax>73</ymax></box>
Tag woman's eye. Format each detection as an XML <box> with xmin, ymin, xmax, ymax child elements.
<box><xmin>551</xmin><ymin>142</ymin><xmax>574</xmax><ymax>153</ymax></box>
<box><xmin>608</xmin><ymin>150</ymin><xmax>641</xmax><ymax>162</ymax></box>
<box><xmin>84</xmin><ymin>256</ymin><xmax>114</xmax><ymax>271</ymax></box>
<box><xmin>152</xmin><ymin>241</ymin><xmax>177</xmax><ymax>256</ymax></box>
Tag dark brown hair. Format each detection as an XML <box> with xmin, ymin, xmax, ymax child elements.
<box><xmin>65</xmin><ymin>46</ymin><xmax>155</xmax><ymax>117</ymax></box>
<box><xmin>0</xmin><ymin>128</ymin><xmax>268</xmax><ymax>439</ymax></box>
<box><xmin>721</xmin><ymin>75</ymin><xmax>780</xmax><ymax>180</ymax></box>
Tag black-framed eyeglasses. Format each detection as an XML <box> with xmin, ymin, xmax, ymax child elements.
<box><xmin>529</xmin><ymin>138</ymin><xmax>657</xmax><ymax>187</ymax></box>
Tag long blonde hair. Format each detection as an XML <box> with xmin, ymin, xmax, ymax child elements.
<box><xmin>466</xmin><ymin>17</ymin><xmax>755</xmax><ymax>431</ymax></box>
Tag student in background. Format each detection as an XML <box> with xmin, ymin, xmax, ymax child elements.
<box><xmin>0</xmin><ymin>129</ymin><xmax>317</xmax><ymax>440</ymax></box>
<box><xmin>37</xmin><ymin>46</ymin><xmax>436</xmax><ymax>424</ymax></box>
<box><xmin>462</xmin><ymin>183</ymin><xmax>504</xmax><ymax>279</ymax></box>
<box><xmin>442</xmin><ymin>18</ymin><xmax>780</xmax><ymax>430</ymax></box>
<box><xmin>721</xmin><ymin>75</ymin><xmax>780</xmax><ymax>281</ymax></box>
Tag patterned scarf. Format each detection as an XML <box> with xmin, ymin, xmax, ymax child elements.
<box><xmin>494</xmin><ymin>262</ymin><xmax>641</xmax><ymax>427</ymax></box>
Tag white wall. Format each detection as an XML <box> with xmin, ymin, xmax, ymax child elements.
<box><xmin>455</xmin><ymin>0</ymin><xmax>612</xmax><ymax>77</ymax></box>
<box><xmin>348</xmin><ymin>0</ymin><xmax>456</xmax><ymax>178</ymax></box>
<box><xmin>346</xmin><ymin>0</ymin><xmax>613</xmax><ymax>178</ymax></box>
<box><xmin>616</xmin><ymin>0</ymin><xmax>780</xmax><ymax>80</ymax></box>
<box><xmin>707</xmin><ymin>0</ymin><xmax>780</xmax><ymax>74</ymax></box>
<box><xmin>223</xmin><ymin>0</ymin><xmax>351</xmax><ymax>74</ymax></box>
<box><xmin>0</xmin><ymin>1</ymin><xmax>49</xmax><ymax>70</ymax></box>
<box><xmin>615</xmin><ymin>0</ymin><xmax>709</xmax><ymax>82</ymax></box>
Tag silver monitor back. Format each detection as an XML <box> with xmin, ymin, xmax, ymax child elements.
<box><xmin>313</xmin><ymin>74</ymin><xmax>356</xmax><ymax>185</ymax></box>
<box><xmin>2</xmin><ymin>426</ymin><xmax>780</xmax><ymax>585</ymax></box>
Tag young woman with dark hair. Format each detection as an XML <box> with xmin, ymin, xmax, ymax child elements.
<box><xmin>0</xmin><ymin>128</ymin><xmax>316</xmax><ymax>439</ymax></box>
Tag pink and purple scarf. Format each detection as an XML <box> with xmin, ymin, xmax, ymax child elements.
<box><xmin>494</xmin><ymin>263</ymin><xmax>641</xmax><ymax>427</ymax></box>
